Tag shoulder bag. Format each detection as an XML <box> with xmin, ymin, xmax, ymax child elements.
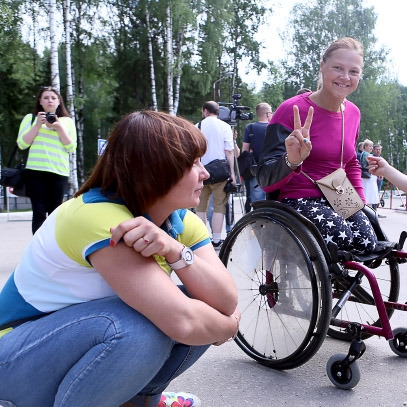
<box><xmin>237</xmin><ymin>124</ymin><xmax>256</xmax><ymax>181</ymax></box>
<box><xmin>203</xmin><ymin>159</ymin><xmax>231</xmax><ymax>185</ymax></box>
<box><xmin>301</xmin><ymin>106</ymin><xmax>364</xmax><ymax>219</ymax></box>
<box><xmin>0</xmin><ymin>115</ymin><xmax>34</xmax><ymax>196</ymax></box>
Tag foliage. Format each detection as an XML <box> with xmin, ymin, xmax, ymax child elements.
<box><xmin>270</xmin><ymin>0</ymin><xmax>407</xmax><ymax>172</ymax></box>
<box><xmin>3</xmin><ymin>0</ymin><xmax>407</xmax><ymax>199</ymax></box>
<box><xmin>281</xmin><ymin>0</ymin><xmax>388</xmax><ymax>90</ymax></box>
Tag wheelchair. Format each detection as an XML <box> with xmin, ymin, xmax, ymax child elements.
<box><xmin>219</xmin><ymin>200</ymin><xmax>407</xmax><ymax>390</ymax></box>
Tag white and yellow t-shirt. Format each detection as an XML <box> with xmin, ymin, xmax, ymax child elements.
<box><xmin>0</xmin><ymin>188</ymin><xmax>210</xmax><ymax>333</ymax></box>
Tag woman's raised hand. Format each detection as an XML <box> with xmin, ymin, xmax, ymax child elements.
<box><xmin>285</xmin><ymin>105</ymin><xmax>313</xmax><ymax>165</ymax></box>
<box><xmin>110</xmin><ymin>216</ymin><xmax>180</xmax><ymax>259</ymax></box>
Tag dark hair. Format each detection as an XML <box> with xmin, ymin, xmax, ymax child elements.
<box><xmin>34</xmin><ymin>86</ymin><xmax>70</xmax><ymax>117</ymax></box>
<box><xmin>75</xmin><ymin>110</ymin><xmax>207</xmax><ymax>215</ymax></box>
<box><xmin>322</xmin><ymin>37</ymin><xmax>364</xmax><ymax>67</ymax></box>
<box><xmin>296</xmin><ymin>88</ymin><xmax>312</xmax><ymax>95</ymax></box>
<box><xmin>202</xmin><ymin>101</ymin><xmax>219</xmax><ymax>115</ymax></box>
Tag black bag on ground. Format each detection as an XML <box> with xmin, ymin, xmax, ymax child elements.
<box><xmin>0</xmin><ymin>144</ymin><xmax>29</xmax><ymax>196</ymax></box>
<box><xmin>237</xmin><ymin>150</ymin><xmax>256</xmax><ymax>181</ymax></box>
<box><xmin>0</xmin><ymin>167</ymin><xmax>24</xmax><ymax>188</ymax></box>
<box><xmin>203</xmin><ymin>159</ymin><xmax>231</xmax><ymax>185</ymax></box>
<box><xmin>1</xmin><ymin>115</ymin><xmax>34</xmax><ymax>196</ymax></box>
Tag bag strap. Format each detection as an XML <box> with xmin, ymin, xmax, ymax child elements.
<box><xmin>7</xmin><ymin>114</ymin><xmax>35</xmax><ymax>167</ymax></box>
<box><xmin>301</xmin><ymin>104</ymin><xmax>345</xmax><ymax>184</ymax></box>
<box><xmin>244</xmin><ymin>123</ymin><xmax>254</xmax><ymax>150</ymax></box>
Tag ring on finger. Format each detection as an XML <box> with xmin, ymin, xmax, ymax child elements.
<box><xmin>143</xmin><ymin>237</ymin><xmax>150</xmax><ymax>244</ymax></box>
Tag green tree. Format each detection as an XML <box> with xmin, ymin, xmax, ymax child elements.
<box><xmin>259</xmin><ymin>61</ymin><xmax>285</xmax><ymax>111</ymax></box>
<box><xmin>275</xmin><ymin>0</ymin><xmax>407</xmax><ymax>174</ymax></box>
<box><xmin>281</xmin><ymin>0</ymin><xmax>388</xmax><ymax>92</ymax></box>
<box><xmin>225</xmin><ymin>0</ymin><xmax>269</xmax><ymax>87</ymax></box>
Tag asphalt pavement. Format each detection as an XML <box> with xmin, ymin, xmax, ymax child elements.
<box><xmin>1</xmin><ymin>204</ymin><xmax>407</xmax><ymax>406</ymax></box>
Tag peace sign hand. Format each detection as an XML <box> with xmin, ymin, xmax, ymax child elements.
<box><xmin>285</xmin><ymin>105</ymin><xmax>313</xmax><ymax>166</ymax></box>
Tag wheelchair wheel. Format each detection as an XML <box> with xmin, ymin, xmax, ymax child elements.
<box><xmin>328</xmin><ymin>255</ymin><xmax>400</xmax><ymax>341</ymax></box>
<box><xmin>219</xmin><ymin>205</ymin><xmax>332</xmax><ymax>370</ymax></box>
<box><xmin>326</xmin><ymin>353</ymin><xmax>361</xmax><ymax>390</ymax></box>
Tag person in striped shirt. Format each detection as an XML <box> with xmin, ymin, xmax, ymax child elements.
<box><xmin>17</xmin><ymin>86</ymin><xmax>77</xmax><ymax>234</ymax></box>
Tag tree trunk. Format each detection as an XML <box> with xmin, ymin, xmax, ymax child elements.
<box><xmin>62</xmin><ymin>0</ymin><xmax>78</xmax><ymax>196</ymax></box>
<box><xmin>165</xmin><ymin>5</ymin><xmax>174</xmax><ymax>115</ymax></box>
<box><xmin>49</xmin><ymin>0</ymin><xmax>60</xmax><ymax>89</ymax></box>
<box><xmin>173</xmin><ymin>30</ymin><xmax>184</xmax><ymax>116</ymax></box>
<box><xmin>146</xmin><ymin>6</ymin><xmax>158</xmax><ymax>111</ymax></box>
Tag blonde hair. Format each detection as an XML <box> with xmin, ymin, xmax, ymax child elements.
<box><xmin>322</xmin><ymin>37</ymin><xmax>364</xmax><ymax>67</ymax></box>
<box><xmin>363</xmin><ymin>139</ymin><xmax>373</xmax><ymax>149</ymax></box>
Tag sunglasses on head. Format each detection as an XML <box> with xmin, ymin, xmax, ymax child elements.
<box><xmin>41</xmin><ymin>86</ymin><xmax>59</xmax><ymax>92</ymax></box>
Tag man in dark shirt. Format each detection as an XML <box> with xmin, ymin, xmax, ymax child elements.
<box><xmin>242</xmin><ymin>102</ymin><xmax>272</xmax><ymax>208</ymax></box>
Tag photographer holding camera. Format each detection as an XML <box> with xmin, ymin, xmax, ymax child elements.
<box><xmin>17</xmin><ymin>86</ymin><xmax>77</xmax><ymax>234</ymax></box>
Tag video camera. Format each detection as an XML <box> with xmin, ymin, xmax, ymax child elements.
<box><xmin>218</xmin><ymin>94</ymin><xmax>253</xmax><ymax>125</ymax></box>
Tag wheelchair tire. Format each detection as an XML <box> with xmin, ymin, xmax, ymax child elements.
<box><xmin>328</xmin><ymin>254</ymin><xmax>400</xmax><ymax>341</ymax></box>
<box><xmin>219</xmin><ymin>205</ymin><xmax>332</xmax><ymax>370</ymax></box>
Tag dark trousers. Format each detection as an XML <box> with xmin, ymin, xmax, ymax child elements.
<box><xmin>24</xmin><ymin>169</ymin><xmax>68</xmax><ymax>234</ymax></box>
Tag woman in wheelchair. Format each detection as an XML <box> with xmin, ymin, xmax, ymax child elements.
<box><xmin>257</xmin><ymin>37</ymin><xmax>377</xmax><ymax>254</ymax></box>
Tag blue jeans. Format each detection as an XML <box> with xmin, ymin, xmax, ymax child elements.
<box><xmin>249</xmin><ymin>177</ymin><xmax>265</xmax><ymax>203</ymax></box>
<box><xmin>0</xmin><ymin>296</ymin><xmax>209</xmax><ymax>407</ymax></box>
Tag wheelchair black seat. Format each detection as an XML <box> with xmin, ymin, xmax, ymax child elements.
<box><xmin>350</xmin><ymin>240</ymin><xmax>397</xmax><ymax>263</ymax></box>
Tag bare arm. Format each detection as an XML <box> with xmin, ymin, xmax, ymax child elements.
<box><xmin>368</xmin><ymin>156</ymin><xmax>407</xmax><ymax>193</ymax></box>
<box><xmin>225</xmin><ymin>149</ymin><xmax>236</xmax><ymax>184</ymax></box>
<box><xmin>234</xmin><ymin>142</ymin><xmax>240</xmax><ymax>157</ymax></box>
<box><xmin>89</xmin><ymin>243</ymin><xmax>239</xmax><ymax>346</ymax></box>
<box><xmin>110</xmin><ymin>216</ymin><xmax>237</xmax><ymax>315</ymax></box>
<box><xmin>242</xmin><ymin>142</ymin><xmax>250</xmax><ymax>152</ymax></box>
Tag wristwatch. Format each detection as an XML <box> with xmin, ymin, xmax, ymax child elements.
<box><xmin>167</xmin><ymin>245</ymin><xmax>194</xmax><ymax>270</ymax></box>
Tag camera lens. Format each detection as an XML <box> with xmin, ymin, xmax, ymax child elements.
<box><xmin>46</xmin><ymin>112</ymin><xmax>57</xmax><ymax>124</ymax></box>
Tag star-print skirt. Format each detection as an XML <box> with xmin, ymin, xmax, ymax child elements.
<box><xmin>282</xmin><ymin>197</ymin><xmax>378</xmax><ymax>253</ymax></box>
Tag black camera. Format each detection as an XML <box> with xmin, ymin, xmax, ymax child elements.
<box><xmin>223</xmin><ymin>178</ymin><xmax>242</xmax><ymax>194</ymax></box>
<box><xmin>45</xmin><ymin>112</ymin><xmax>57</xmax><ymax>124</ymax></box>
<box><xmin>218</xmin><ymin>94</ymin><xmax>254</xmax><ymax>125</ymax></box>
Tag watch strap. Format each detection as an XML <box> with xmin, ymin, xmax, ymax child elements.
<box><xmin>167</xmin><ymin>245</ymin><xmax>194</xmax><ymax>270</ymax></box>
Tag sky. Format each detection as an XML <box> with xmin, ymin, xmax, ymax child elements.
<box><xmin>243</xmin><ymin>0</ymin><xmax>407</xmax><ymax>88</ymax></box>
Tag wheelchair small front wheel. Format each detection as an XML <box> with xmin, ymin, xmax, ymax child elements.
<box><xmin>326</xmin><ymin>353</ymin><xmax>361</xmax><ymax>390</ymax></box>
<box><xmin>389</xmin><ymin>327</ymin><xmax>407</xmax><ymax>357</ymax></box>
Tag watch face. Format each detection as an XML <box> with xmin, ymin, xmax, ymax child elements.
<box><xmin>183</xmin><ymin>247</ymin><xmax>194</xmax><ymax>264</ymax></box>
